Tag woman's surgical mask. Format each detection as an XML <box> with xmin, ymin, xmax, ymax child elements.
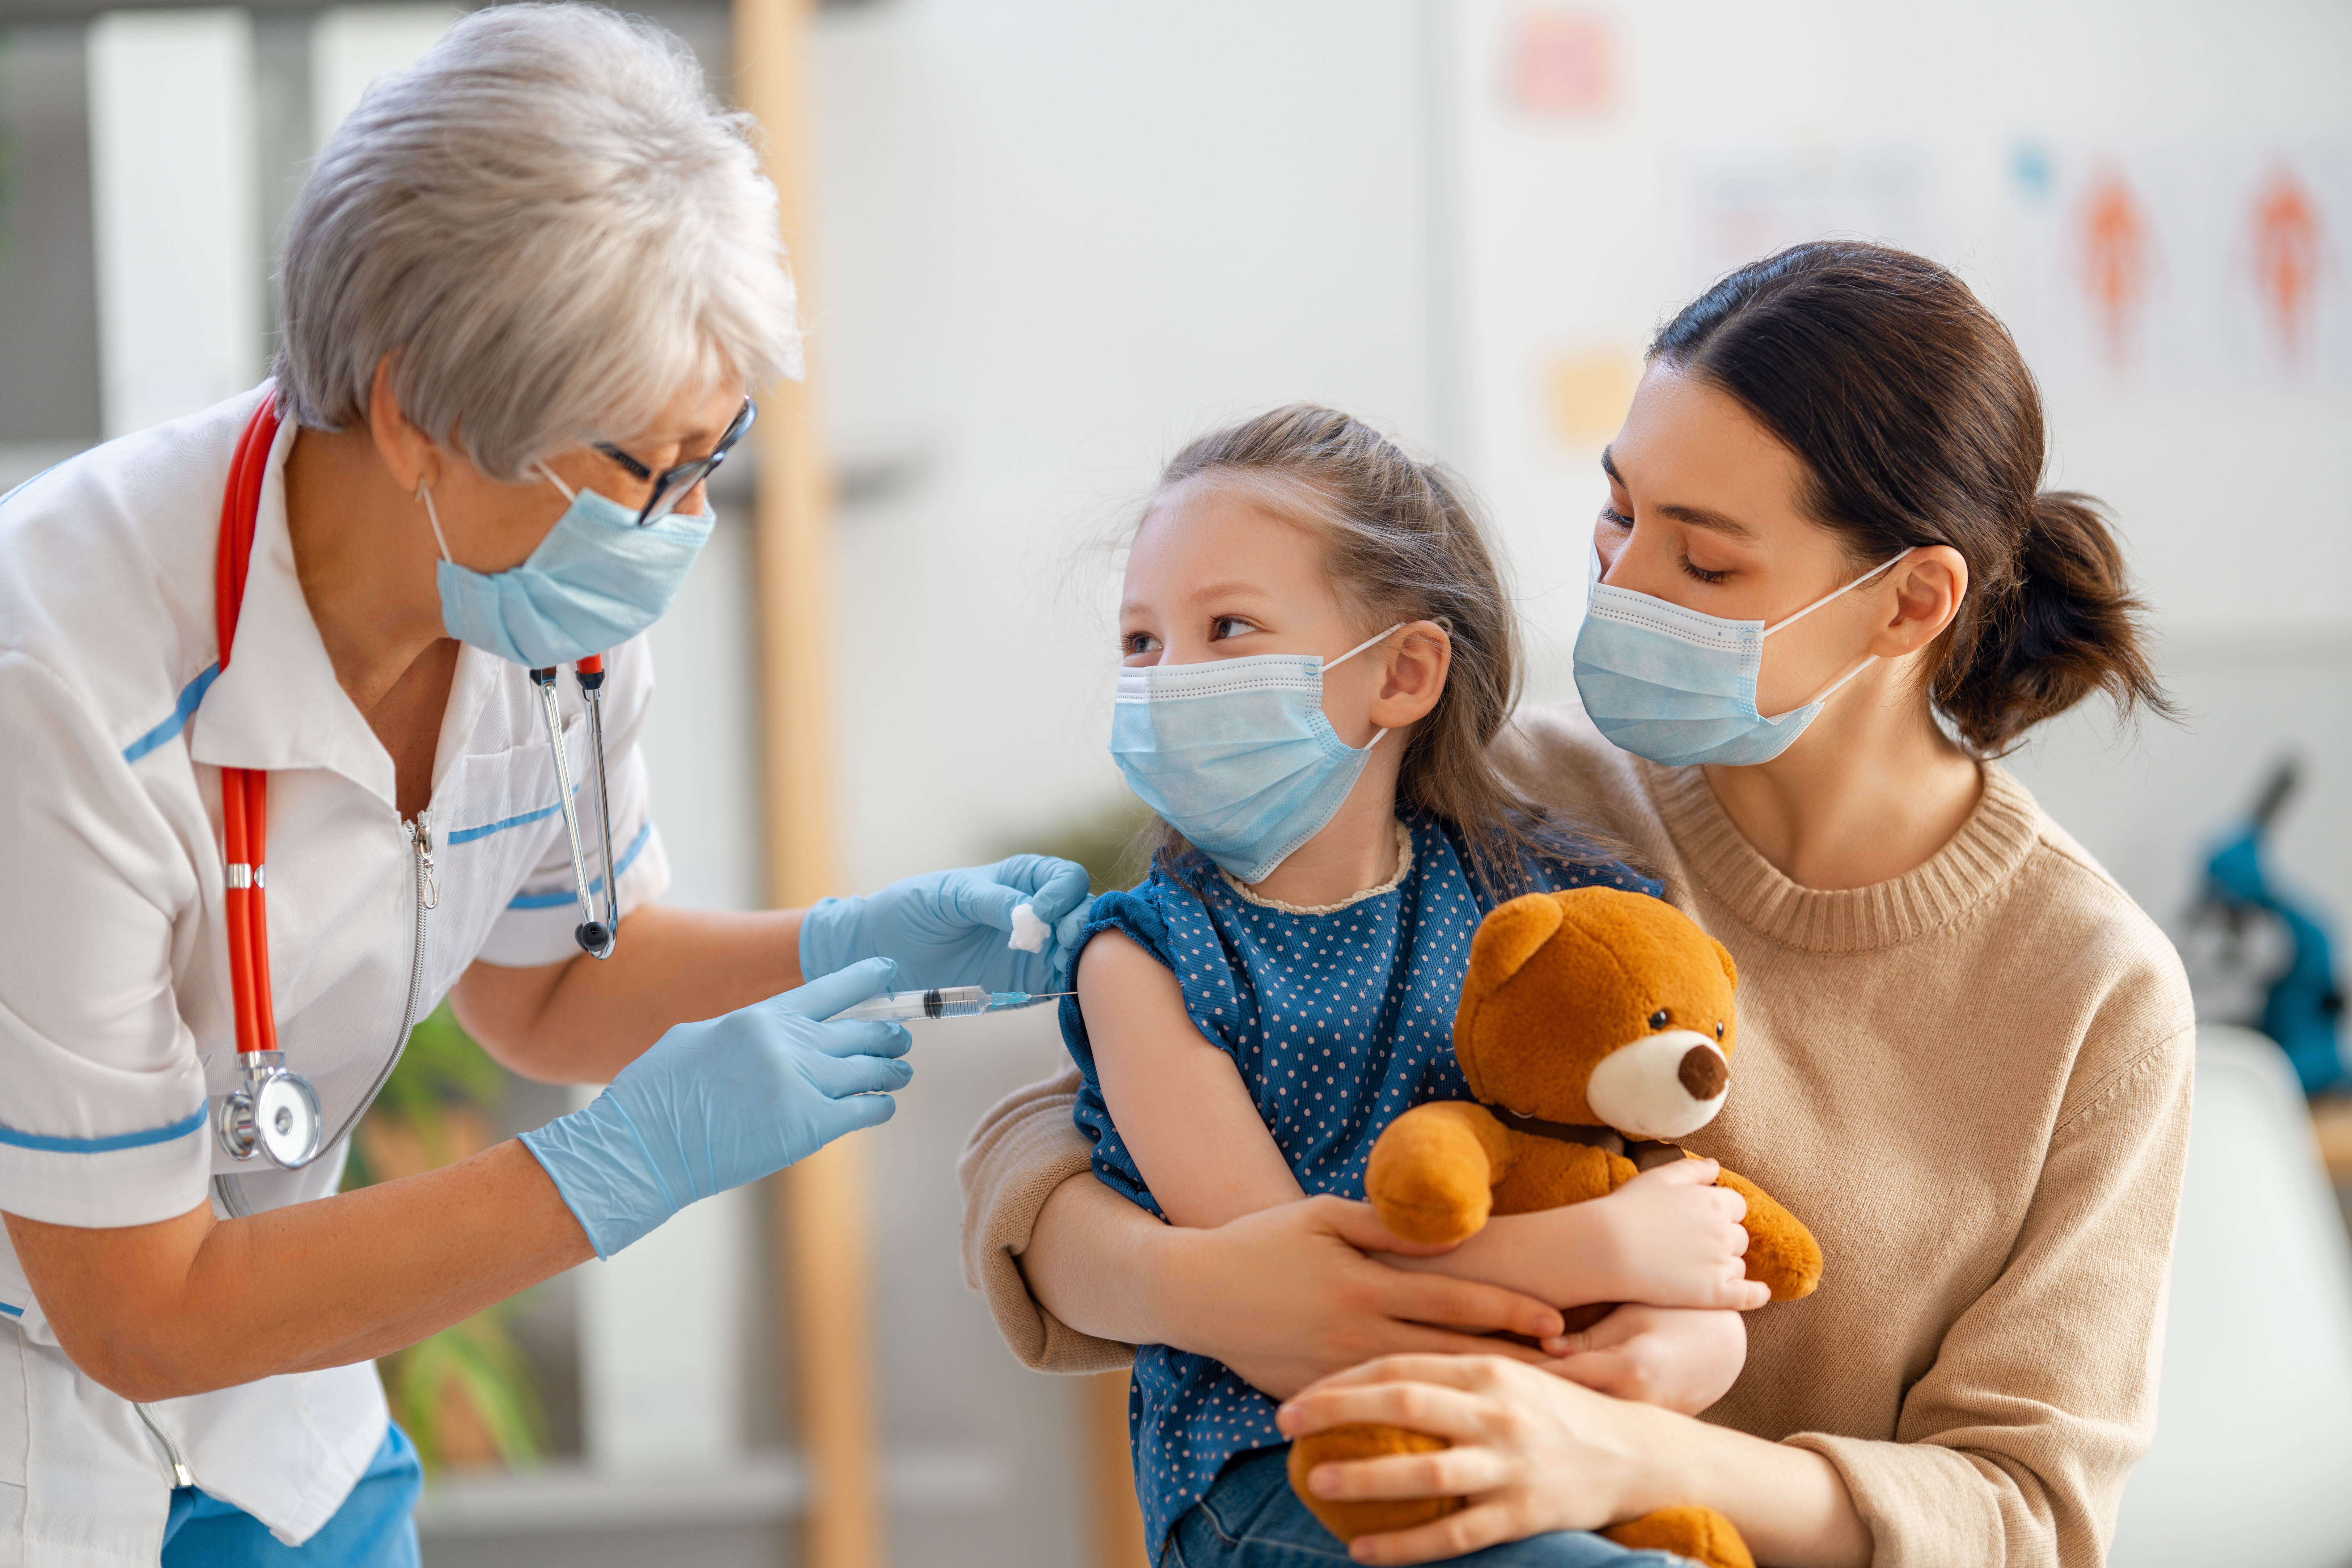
<box><xmin>1110</xmin><ymin>624</ymin><xmax>1403</xmax><ymax>884</ymax></box>
<box><xmin>1572</xmin><ymin>549</ymin><xmax>1909</xmax><ymax>767</ymax></box>
<box><xmin>423</xmin><ymin>466</ymin><xmax>715</xmax><ymax>668</ymax></box>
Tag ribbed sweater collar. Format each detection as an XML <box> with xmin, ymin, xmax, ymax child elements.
<box><xmin>1644</xmin><ymin>761</ymin><xmax>2043</xmax><ymax>955</ymax></box>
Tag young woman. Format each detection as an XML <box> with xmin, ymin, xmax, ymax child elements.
<box><xmin>960</xmin><ymin>242</ymin><xmax>2192</xmax><ymax>1567</ymax></box>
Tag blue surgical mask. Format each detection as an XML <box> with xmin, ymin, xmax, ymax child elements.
<box><xmin>1572</xmin><ymin>549</ymin><xmax>1908</xmax><ymax>767</ymax></box>
<box><xmin>423</xmin><ymin>468</ymin><xmax>715</xmax><ymax>668</ymax></box>
<box><xmin>1110</xmin><ymin>624</ymin><xmax>1403</xmax><ymax>884</ymax></box>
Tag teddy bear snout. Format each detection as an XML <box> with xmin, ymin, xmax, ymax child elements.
<box><xmin>1585</xmin><ymin>1029</ymin><xmax>1731</xmax><ymax>1140</ymax></box>
<box><xmin>1678</xmin><ymin>1045</ymin><xmax>1727</xmax><ymax>1100</ymax></box>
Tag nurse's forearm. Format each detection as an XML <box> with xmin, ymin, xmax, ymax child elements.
<box><xmin>3</xmin><ymin>1141</ymin><xmax>593</xmax><ymax>1403</ymax></box>
<box><xmin>453</xmin><ymin>903</ymin><xmax>807</xmax><ymax>1083</ymax></box>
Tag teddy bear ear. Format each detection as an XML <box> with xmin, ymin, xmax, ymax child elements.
<box><xmin>1711</xmin><ymin>936</ymin><xmax>1738</xmax><ymax>990</ymax></box>
<box><xmin>1466</xmin><ymin>893</ymin><xmax>1568</xmax><ymax>998</ymax></box>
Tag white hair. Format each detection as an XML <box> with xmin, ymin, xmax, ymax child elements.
<box><xmin>272</xmin><ymin>2</ymin><xmax>799</xmax><ymax>481</ymax></box>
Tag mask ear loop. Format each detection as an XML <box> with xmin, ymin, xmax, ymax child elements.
<box><xmin>1322</xmin><ymin>622</ymin><xmax>1409</xmax><ymax>751</ymax></box>
<box><xmin>417</xmin><ymin>483</ymin><xmax>453</xmax><ymax>564</ymax></box>
<box><xmin>1757</xmin><ymin>551</ymin><xmax>1914</xmax><ymax>720</ymax></box>
<box><xmin>540</xmin><ymin>464</ymin><xmax>579</xmax><ymax>504</ymax></box>
<box><xmin>1760</xmin><ymin>550</ymin><xmax>1912</xmax><ymax>638</ymax></box>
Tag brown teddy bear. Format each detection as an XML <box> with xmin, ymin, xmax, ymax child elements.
<box><xmin>1286</xmin><ymin>886</ymin><xmax>1822</xmax><ymax>1568</ymax></box>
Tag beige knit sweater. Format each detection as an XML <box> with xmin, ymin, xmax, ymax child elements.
<box><xmin>957</xmin><ymin>701</ymin><xmax>2195</xmax><ymax>1567</ymax></box>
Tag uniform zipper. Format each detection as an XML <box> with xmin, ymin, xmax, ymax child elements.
<box><xmin>135</xmin><ymin>1401</ymin><xmax>194</xmax><ymax>1489</ymax></box>
<box><xmin>212</xmin><ymin>811</ymin><xmax>435</xmax><ymax>1220</ymax></box>
<box><xmin>325</xmin><ymin>810</ymin><xmax>437</xmax><ymax>1151</ymax></box>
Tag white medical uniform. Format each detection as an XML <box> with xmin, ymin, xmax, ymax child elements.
<box><xmin>0</xmin><ymin>386</ymin><xmax>670</xmax><ymax>1565</ymax></box>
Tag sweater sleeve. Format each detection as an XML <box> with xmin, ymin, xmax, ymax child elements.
<box><xmin>1782</xmin><ymin>1024</ymin><xmax>2195</xmax><ymax>1567</ymax></box>
<box><xmin>955</xmin><ymin>1060</ymin><xmax>1135</xmax><ymax>1375</ymax></box>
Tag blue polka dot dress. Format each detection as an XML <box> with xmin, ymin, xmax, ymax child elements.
<box><xmin>1062</xmin><ymin>812</ymin><xmax>1660</xmax><ymax>1558</ymax></box>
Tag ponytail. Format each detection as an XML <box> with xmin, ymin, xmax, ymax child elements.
<box><xmin>1652</xmin><ymin>242</ymin><xmax>2174</xmax><ymax>757</ymax></box>
<box><xmin>1935</xmin><ymin>492</ymin><xmax>2172</xmax><ymax>754</ymax></box>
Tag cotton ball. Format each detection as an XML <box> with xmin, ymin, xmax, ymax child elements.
<box><xmin>1007</xmin><ymin>903</ymin><xmax>1051</xmax><ymax>953</ymax></box>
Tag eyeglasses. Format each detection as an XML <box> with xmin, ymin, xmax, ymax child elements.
<box><xmin>593</xmin><ymin>396</ymin><xmax>757</xmax><ymax>527</ymax></box>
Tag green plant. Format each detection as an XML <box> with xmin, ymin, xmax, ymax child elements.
<box><xmin>384</xmin><ymin>1307</ymin><xmax>551</xmax><ymax>1474</ymax></box>
<box><xmin>1003</xmin><ymin>793</ymin><xmax>1156</xmax><ymax>895</ymax></box>
<box><xmin>347</xmin><ymin>1003</ymin><xmax>549</xmax><ymax>1474</ymax></box>
<box><xmin>343</xmin><ymin>1003</ymin><xmax>507</xmax><ymax>1187</ymax></box>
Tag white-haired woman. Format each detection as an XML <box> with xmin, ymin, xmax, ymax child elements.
<box><xmin>0</xmin><ymin>8</ymin><xmax>1085</xmax><ymax>1563</ymax></box>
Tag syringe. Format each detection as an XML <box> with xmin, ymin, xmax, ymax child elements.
<box><xmin>829</xmin><ymin>986</ymin><xmax>1070</xmax><ymax>1023</ymax></box>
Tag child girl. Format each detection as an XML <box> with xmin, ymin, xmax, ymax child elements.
<box><xmin>1063</xmin><ymin>406</ymin><xmax>1766</xmax><ymax>1566</ymax></box>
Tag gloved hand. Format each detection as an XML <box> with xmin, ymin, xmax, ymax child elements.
<box><xmin>521</xmin><ymin>958</ymin><xmax>912</xmax><ymax>1259</ymax></box>
<box><xmin>799</xmin><ymin>854</ymin><xmax>1094</xmax><ymax>994</ymax></box>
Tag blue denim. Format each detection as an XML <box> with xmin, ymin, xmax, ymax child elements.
<box><xmin>1164</xmin><ymin>1447</ymin><xmax>1692</xmax><ymax>1568</ymax></box>
<box><xmin>162</xmin><ymin>1423</ymin><xmax>421</xmax><ymax>1567</ymax></box>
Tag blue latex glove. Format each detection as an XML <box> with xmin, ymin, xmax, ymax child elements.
<box><xmin>799</xmin><ymin>854</ymin><xmax>1094</xmax><ymax>994</ymax></box>
<box><xmin>521</xmin><ymin>958</ymin><xmax>911</xmax><ymax>1259</ymax></box>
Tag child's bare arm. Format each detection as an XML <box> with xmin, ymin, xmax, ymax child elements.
<box><xmin>1079</xmin><ymin>931</ymin><xmax>1304</xmax><ymax>1228</ymax></box>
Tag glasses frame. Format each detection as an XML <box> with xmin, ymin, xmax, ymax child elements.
<box><xmin>593</xmin><ymin>396</ymin><xmax>757</xmax><ymax>527</ymax></box>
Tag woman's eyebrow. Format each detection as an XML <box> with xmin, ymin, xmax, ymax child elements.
<box><xmin>1659</xmin><ymin>504</ymin><xmax>1759</xmax><ymax>541</ymax></box>
<box><xmin>1600</xmin><ymin>446</ymin><xmax>1760</xmax><ymax>541</ymax></box>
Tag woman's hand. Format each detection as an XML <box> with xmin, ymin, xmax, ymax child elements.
<box><xmin>1148</xmin><ymin>1198</ymin><xmax>1575</xmax><ymax>1400</ymax></box>
<box><xmin>798</xmin><ymin>855</ymin><xmax>1093</xmax><ymax>993</ymax></box>
<box><xmin>1544</xmin><ymin>1305</ymin><xmax>1746</xmax><ymax>1415</ymax></box>
<box><xmin>1277</xmin><ymin>1353</ymin><xmax>1671</xmax><ymax>1565</ymax></box>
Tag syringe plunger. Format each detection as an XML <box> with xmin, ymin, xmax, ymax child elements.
<box><xmin>829</xmin><ymin>986</ymin><xmax>1065</xmax><ymax>1024</ymax></box>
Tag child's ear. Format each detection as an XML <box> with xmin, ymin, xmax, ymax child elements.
<box><xmin>1370</xmin><ymin>619</ymin><xmax>1451</xmax><ymax>728</ymax></box>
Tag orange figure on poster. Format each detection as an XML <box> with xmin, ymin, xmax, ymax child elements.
<box><xmin>2078</xmin><ymin>166</ymin><xmax>2150</xmax><ymax>369</ymax></box>
<box><xmin>2251</xmin><ymin>166</ymin><xmax>2322</xmax><ymax>363</ymax></box>
<box><xmin>1512</xmin><ymin>9</ymin><xmax>1614</xmax><ymax>118</ymax></box>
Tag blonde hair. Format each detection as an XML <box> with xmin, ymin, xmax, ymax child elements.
<box><xmin>272</xmin><ymin>3</ymin><xmax>798</xmax><ymax>480</ymax></box>
<box><xmin>1138</xmin><ymin>404</ymin><xmax>1619</xmax><ymax>891</ymax></box>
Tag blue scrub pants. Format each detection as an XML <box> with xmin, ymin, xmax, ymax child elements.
<box><xmin>162</xmin><ymin>1424</ymin><xmax>420</xmax><ymax>1568</ymax></box>
<box><xmin>1164</xmin><ymin>1448</ymin><xmax>1691</xmax><ymax>1568</ymax></box>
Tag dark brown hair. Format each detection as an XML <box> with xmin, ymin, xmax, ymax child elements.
<box><xmin>1651</xmin><ymin>241</ymin><xmax>2171</xmax><ymax>755</ymax></box>
<box><xmin>1136</xmin><ymin>403</ymin><xmax>1617</xmax><ymax>888</ymax></box>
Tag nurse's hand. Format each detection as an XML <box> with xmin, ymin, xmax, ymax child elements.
<box><xmin>520</xmin><ymin>957</ymin><xmax>912</xmax><ymax>1258</ymax></box>
<box><xmin>799</xmin><ymin>855</ymin><xmax>1093</xmax><ymax>993</ymax></box>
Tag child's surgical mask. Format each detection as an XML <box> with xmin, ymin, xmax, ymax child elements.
<box><xmin>1109</xmin><ymin>625</ymin><xmax>1403</xmax><ymax>883</ymax></box>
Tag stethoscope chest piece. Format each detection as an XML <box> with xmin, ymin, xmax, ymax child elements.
<box><xmin>216</xmin><ymin>1050</ymin><xmax>325</xmax><ymax>1168</ymax></box>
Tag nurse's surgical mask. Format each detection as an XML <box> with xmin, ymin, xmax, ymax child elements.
<box><xmin>420</xmin><ymin>469</ymin><xmax>713</xmax><ymax>668</ymax></box>
<box><xmin>1572</xmin><ymin>549</ymin><xmax>1910</xmax><ymax>768</ymax></box>
<box><xmin>1110</xmin><ymin>624</ymin><xmax>1403</xmax><ymax>884</ymax></box>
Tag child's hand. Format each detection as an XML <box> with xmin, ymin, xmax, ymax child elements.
<box><xmin>1587</xmin><ymin>1159</ymin><xmax>1770</xmax><ymax>1310</ymax></box>
<box><xmin>1539</xmin><ymin>1304</ymin><xmax>1747</xmax><ymax>1415</ymax></box>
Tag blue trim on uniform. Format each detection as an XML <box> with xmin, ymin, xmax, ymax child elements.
<box><xmin>0</xmin><ymin>1105</ymin><xmax>209</xmax><ymax>1154</ymax></box>
<box><xmin>447</xmin><ymin>798</ymin><xmax>565</xmax><ymax>846</ymax></box>
<box><xmin>446</xmin><ymin>777</ymin><xmax>588</xmax><ymax>846</ymax></box>
<box><xmin>0</xmin><ymin>1301</ymin><xmax>22</xmax><ymax>1319</ymax></box>
<box><xmin>505</xmin><ymin>820</ymin><xmax>654</xmax><ymax>909</ymax></box>
<box><xmin>122</xmin><ymin>664</ymin><xmax>223</xmax><ymax>764</ymax></box>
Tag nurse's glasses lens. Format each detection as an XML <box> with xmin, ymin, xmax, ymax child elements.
<box><xmin>595</xmin><ymin>397</ymin><xmax>757</xmax><ymax>527</ymax></box>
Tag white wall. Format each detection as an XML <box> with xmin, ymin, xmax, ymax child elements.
<box><xmin>811</xmin><ymin>0</ymin><xmax>1439</xmax><ymax>893</ymax></box>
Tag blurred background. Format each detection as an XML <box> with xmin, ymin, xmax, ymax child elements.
<box><xmin>3</xmin><ymin>0</ymin><xmax>2348</xmax><ymax>1564</ymax></box>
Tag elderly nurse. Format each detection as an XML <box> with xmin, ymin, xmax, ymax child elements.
<box><xmin>0</xmin><ymin>7</ymin><xmax>1084</xmax><ymax>1563</ymax></box>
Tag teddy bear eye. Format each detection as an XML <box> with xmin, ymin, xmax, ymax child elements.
<box><xmin>1647</xmin><ymin>1009</ymin><xmax>1670</xmax><ymax>1030</ymax></box>
<box><xmin>1716</xmin><ymin>1020</ymin><xmax>1726</xmax><ymax>1040</ymax></box>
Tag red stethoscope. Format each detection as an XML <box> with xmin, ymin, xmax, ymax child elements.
<box><xmin>210</xmin><ymin>402</ymin><xmax>621</xmax><ymax>1170</ymax></box>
